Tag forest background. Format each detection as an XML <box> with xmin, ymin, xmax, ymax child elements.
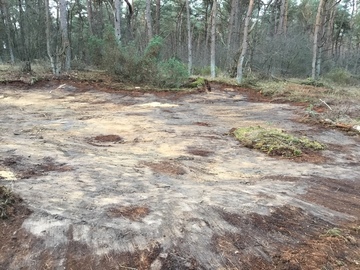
<box><xmin>0</xmin><ymin>0</ymin><xmax>359</xmax><ymax>87</ymax></box>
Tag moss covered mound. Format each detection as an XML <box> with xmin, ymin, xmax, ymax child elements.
<box><xmin>0</xmin><ymin>186</ymin><xmax>18</xmax><ymax>219</ymax></box>
<box><xmin>233</xmin><ymin>126</ymin><xmax>325</xmax><ymax>157</ymax></box>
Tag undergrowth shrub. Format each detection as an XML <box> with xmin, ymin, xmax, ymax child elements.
<box><xmin>325</xmin><ymin>68</ymin><xmax>356</xmax><ymax>85</ymax></box>
<box><xmin>158</xmin><ymin>58</ymin><xmax>188</xmax><ymax>88</ymax></box>
<box><xmin>0</xmin><ymin>186</ymin><xmax>16</xmax><ymax>219</ymax></box>
<box><xmin>193</xmin><ymin>66</ymin><xmax>220</xmax><ymax>76</ymax></box>
<box><xmin>87</xmin><ymin>35</ymin><xmax>105</xmax><ymax>66</ymax></box>
<box><xmin>103</xmin><ymin>35</ymin><xmax>188</xmax><ymax>87</ymax></box>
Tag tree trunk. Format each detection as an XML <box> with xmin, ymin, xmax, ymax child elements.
<box><xmin>114</xmin><ymin>0</ymin><xmax>122</xmax><ymax>44</ymax></box>
<box><xmin>186</xmin><ymin>0</ymin><xmax>192</xmax><ymax>75</ymax></box>
<box><xmin>18</xmin><ymin>0</ymin><xmax>31</xmax><ymax>72</ymax></box>
<box><xmin>210</xmin><ymin>0</ymin><xmax>217</xmax><ymax>78</ymax></box>
<box><xmin>59</xmin><ymin>0</ymin><xmax>71</xmax><ymax>71</ymax></box>
<box><xmin>278</xmin><ymin>0</ymin><xmax>288</xmax><ymax>35</ymax></box>
<box><xmin>45</xmin><ymin>0</ymin><xmax>59</xmax><ymax>75</ymax></box>
<box><xmin>86</xmin><ymin>0</ymin><xmax>93</xmax><ymax>35</ymax></box>
<box><xmin>236</xmin><ymin>0</ymin><xmax>254</xmax><ymax>83</ymax></box>
<box><xmin>227</xmin><ymin>0</ymin><xmax>236</xmax><ymax>49</ymax></box>
<box><xmin>226</xmin><ymin>0</ymin><xmax>238</xmax><ymax>69</ymax></box>
<box><xmin>312</xmin><ymin>0</ymin><xmax>325</xmax><ymax>80</ymax></box>
<box><xmin>155</xmin><ymin>0</ymin><xmax>160</xmax><ymax>36</ymax></box>
<box><xmin>145</xmin><ymin>0</ymin><xmax>153</xmax><ymax>41</ymax></box>
<box><xmin>0</xmin><ymin>0</ymin><xmax>14</xmax><ymax>63</ymax></box>
<box><xmin>86</xmin><ymin>0</ymin><xmax>94</xmax><ymax>36</ymax></box>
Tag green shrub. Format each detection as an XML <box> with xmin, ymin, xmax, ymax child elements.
<box><xmin>87</xmin><ymin>35</ymin><xmax>105</xmax><ymax>66</ymax></box>
<box><xmin>158</xmin><ymin>58</ymin><xmax>189</xmax><ymax>88</ymax></box>
<box><xmin>0</xmin><ymin>186</ymin><xmax>16</xmax><ymax>219</ymax></box>
<box><xmin>325</xmin><ymin>68</ymin><xmax>355</xmax><ymax>85</ymax></box>
<box><xmin>193</xmin><ymin>66</ymin><xmax>220</xmax><ymax>76</ymax></box>
<box><xmin>102</xmin><ymin>36</ymin><xmax>188</xmax><ymax>87</ymax></box>
<box><xmin>144</xmin><ymin>36</ymin><xmax>163</xmax><ymax>59</ymax></box>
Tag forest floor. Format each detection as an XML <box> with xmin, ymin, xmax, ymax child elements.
<box><xmin>0</xmin><ymin>69</ymin><xmax>359</xmax><ymax>269</ymax></box>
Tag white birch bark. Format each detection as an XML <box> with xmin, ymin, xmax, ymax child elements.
<box><xmin>312</xmin><ymin>0</ymin><xmax>325</xmax><ymax>80</ymax></box>
<box><xmin>45</xmin><ymin>0</ymin><xmax>60</xmax><ymax>75</ymax></box>
<box><xmin>146</xmin><ymin>0</ymin><xmax>153</xmax><ymax>41</ymax></box>
<box><xmin>186</xmin><ymin>0</ymin><xmax>192</xmax><ymax>75</ymax></box>
<box><xmin>114</xmin><ymin>0</ymin><xmax>122</xmax><ymax>44</ymax></box>
<box><xmin>210</xmin><ymin>0</ymin><xmax>217</xmax><ymax>78</ymax></box>
<box><xmin>236</xmin><ymin>0</ymin><xmax>254</xmax><ymax>84</ymax></box>
<box><xmin>59</xmin><ymin>0</ymin><xmax>71</xmax><ymax>71</ymax></box>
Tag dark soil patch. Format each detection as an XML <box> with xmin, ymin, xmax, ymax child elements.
<box><xmin>0</xmin><ymin>186</ymin><xmax>31</xmax><ymax>219</ymax></box>
<box><xmin>187</xmin><ymin>147</ymin><xmax>213</xmax><ymax>157</ymax></box>
<box><xmin>87</xmin><ymin>134</ymin><xmax>125</xmax><ymax>147</ymax></box>
<box><xmin>106</xmin><ymin>205</ymin><xmax>150</xmax><ymax>221</ymax></box>
<box><xmin>159</xmin><ymin>250</ymin><xmax>203</xmax><ymax>270</ymax></box>
<box><xmin>193</xmin><ymin>122</ymin><xmax>211</xmax><ymax>127</ymax></box>
<box><xmin>287</xmin><ymin>149</ymin><xmax>327</xmax><ymax>163</ymax></box>
<box><xmin>302</xmin><ymin>177</ymin><xmax>360</xmax><ymax>217</ymax></box>
<box><xmin>0</xmin><ymin>188</ymin><xmax>32</xmax><ymax>268</ymax></box>
<box><xmin>218</xmin><ymin>205</ymin><xmax>332</xmax><ymax>240</ymax></box>
<box><xmin>144</xmin><ymin>161</ymin><xmax>187</xmax><ymax>175</ymax></box>
<box><xmin>213</xmin><ymin>206</ymin><xmax>359</xmax><ymax>269</ymax></box>
<box><xmin>65</xmin><ymin>238</ymin><xmax>162</xmax><ymax>270</ymax></box>
<box><xmin>0</xmin><ymin>156</ymin><xmax>72</xmax><ymax>179</ymax></box>
<box><xmin>94</xmin><ymin>134</ymin><xmax>124</xmax><ymax>143</ymax></box>
<box><xmin>271</xmin><ymin>223</ymin><xmax>360</xmax><ymax>270</ymax></box>
<box><xmin>211</xmin><ymin>82</ymin><xmax>270</xmax><ymax>102</ymax></box>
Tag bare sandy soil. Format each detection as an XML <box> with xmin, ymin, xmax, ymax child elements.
<box><xmin>0</xmin><ymin>81</ymin><xmax>359</xmax><ymax>269</ymax></box>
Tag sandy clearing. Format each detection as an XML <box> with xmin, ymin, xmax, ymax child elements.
<box><xmin>0</xmin><ymin>83</ymin><xmax>359</xmax><ymax>269</ymax></box>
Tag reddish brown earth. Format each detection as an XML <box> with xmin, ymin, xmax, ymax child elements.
<box><xmin>0</xmin><ymin>80</ymin><xmax>359</xmax><ymax>270</ymax></box>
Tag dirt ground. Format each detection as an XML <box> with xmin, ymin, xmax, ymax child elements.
<box><xmin>0</xmin><ymin>80</ymin><xmax>359</xmax><ymax>270</ymax></box>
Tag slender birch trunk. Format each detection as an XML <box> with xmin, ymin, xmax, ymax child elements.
<box><xmin>312</xmin><ymin>0</ymin><xmax>325</xmax><ymax>80</ymax></box>
<box><xmin>146</xmin><ymin>0</ymin><xmax>153</xmax><ymax>41</ymax></box>
<box><xmin>186</xmin><ymin>0</ymin><xmax>192</xmax><ymax>75</ymax></box>
<box><xmin>45</xmin><ymin>0</ymin><xmax>60</xmax><ymax>75</ymax></box>
<box><xmin>210</xmin><ymin>0</ymin><xmax>217</xmax><ymax>78</ymax></box>
<box><xmin>236</xmin><ymin>0</ymin><xmax>254</xmax><ymax>83</ymax></box>
<box><xmin>59</xmin><ymin>0</ymin><xmax>71</xmax><ymax>71</ymax></box>
<box><xmin>114</xmin><ymin>0</ymin><xmax>122</xmax><ymax>44</ymax></box>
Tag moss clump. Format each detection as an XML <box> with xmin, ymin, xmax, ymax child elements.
<box><xmin>188</xmin><ymin>77</ymin><xmax>206</xmax><ymax>88</ymax></box>
<box><xmin>233</xmin><ymin>126</ymin><xmax>324</xmax><ymax>157</ymax></box>
<box><xmin>0</xmin><ymin>186</ymin><xmax>17</xmax><ymax>219</ymax></box>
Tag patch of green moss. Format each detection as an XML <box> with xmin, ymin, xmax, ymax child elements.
<box><xmin>0</xmin><ymin>186</ymin><xmax>16</xmax><ymax>219</ymax></box>
<box><xmin>189</xmin><ymin>77</ymin><xmax>206</xmax><ymax>88</ymax></box>
<box><xmin>325</xmin><ymin>228</ymin><xmax>343</xmax><ymax>238</ymax></box>
<box><xmin>300</xmin><ymin>78</ymin><xmax>325</xmax><ymax>87</ymax></box>
<box><xmin>233</xmin><ymin>126</ymin><xmax>325</xmax><ymax>157</ymax></box>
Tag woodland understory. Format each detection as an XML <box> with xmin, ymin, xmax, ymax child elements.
<box><xmin>0</xmin><ymin>0</ymin><xmax>360</xmax><ymax>86</ymax></box>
